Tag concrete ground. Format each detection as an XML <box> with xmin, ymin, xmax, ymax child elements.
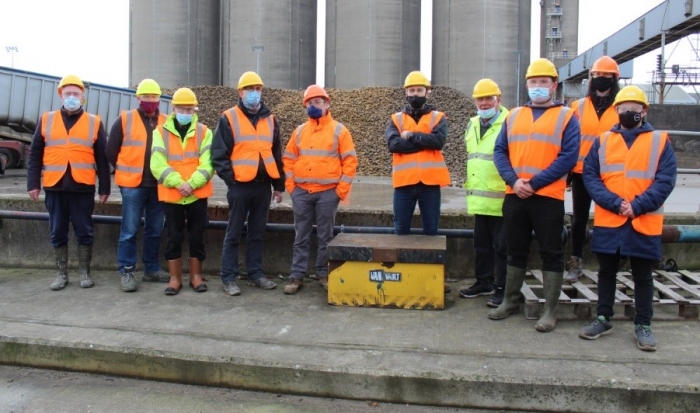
<box><xmin>0</xmin><ymin>267</ymin><xmax>698</xmax><ymax>412</ymax></box>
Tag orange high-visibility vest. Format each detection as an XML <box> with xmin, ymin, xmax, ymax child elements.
<box><xmin>594</xmin><ymin>130</ymin><xmax>667</xmax><ymax>236</ymax></box>
<box><xmin>115</xmin><ymin>109</ymin><xmax>166</xmax><ymax>187</ymax></box>
<box><xmin>570</xmin><ymin>97</ymin><xmax>618</xmax><ymax>173</ymax></box>
<box><xmin>41</xmin><ymin>111</ymin><xmax>99</xmax><ymax>187</ymax></box>
<box><xmin>390</xmin><ymin>111</ymin><xmax>451</xmax><ymax>188</ymax></box>
<box><xmin>224</xmin><ymin>107</ymin><xmax>279</xmax><ymax>182</ymax></box>
<box><xmin>505</xmin><ymin>106</ymin><xmax>574</xmax><ymax>200</ymax></box>
<box><xmin>156</xmin><ymin>123</ymin><xmax>213</xmax><ymax>202</ymax></box>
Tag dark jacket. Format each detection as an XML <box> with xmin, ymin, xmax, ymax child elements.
<box><xmin>583</xmin><ymin>121</ymin><xmax>677</xmax><ymax>261</ymax></box>
<box><xmin>211</xmin><ymin>100</ymin><xmax>284</xmax><ymax>192</ymax></box>
<box><xmin>27</xmin><ymin>107</ymin><xmax>111</xmax><ymax>195</ymax></box>
<box><xmin>105</xmin><ymin>108</ymin><xmax>161</xmax><ymax>187</ymax></box>
<box><xmin>493</xmin><ymin>101</ymin><xmax>580</xmax><ymax>192</ymax></box>
<box><xmin>384</xmin><ymin>104</ymin><xmax>448</xmax><ymax>154</ymax></box>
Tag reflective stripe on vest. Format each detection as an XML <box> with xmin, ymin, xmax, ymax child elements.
<box><xmin>594</xmin><ymin>130</ymin><xmax>666</xmax><ymax>235</ymax></box>
<box><xmin>225</xmin><ymin>107</ymin><xmax>280</xmax><ymax>182</ymax></box>
<box><xmin>288</xmin><ymin>122</ymin><xmax>348</xmax><ymax>186</ymax></box>
<box><xmin>115</xmin><ymin>110</ymin><xmax>166</xmax><ymax>187</ymax></box>
<box><xmin>42</xmin><ymin>111</ymin><xmax>97</xmax><ymax>187</ymax></box>
<box><xmin>465</xmin><ymin>111</ymin><xmax>508</xmax><ymax>216</ymax></box>
<box><xmin>572</xmin><ymin>97</ymin><xmax>618</xmax><ymax>173</ymax></box>
<box><xmin>504</xmin><ymin>106</ymin><xmax>573</xmax><ymax>200</ymax></box>
<box><xmin>390</xmin><ymin>110</ymin><xmax>450</xmax><ymax>188</ymax></box>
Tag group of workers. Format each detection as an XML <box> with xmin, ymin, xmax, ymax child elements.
<box><xmin>26</xmin><ymin>55</ymin><xmax>675</xmax><ymax>353</ymax></box>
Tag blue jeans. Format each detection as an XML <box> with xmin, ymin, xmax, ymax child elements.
<box><xmin>392</xmin><ymin>183</ymin><xmax>441</xmax><ymax>235</ymax></box>
<box><xmin>117</xmin><ymin>186</ymin><xmax>164</xmax><ymax>273</ymax></box>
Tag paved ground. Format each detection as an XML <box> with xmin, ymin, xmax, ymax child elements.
<box><xmin>0</xmin><ymin>267</ymin><xmax>697</xmax><ymax>412</ymax></box>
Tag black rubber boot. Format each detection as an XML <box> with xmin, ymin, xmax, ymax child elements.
<box><xmin>78</xmin><ymin>244</ymin><xmax>94</xmax><ymax>288</ymax></box>
<box><xmin>50</xmin><ymin>245</ymin><xmax>69</xmax><ymax>290</ymax></box>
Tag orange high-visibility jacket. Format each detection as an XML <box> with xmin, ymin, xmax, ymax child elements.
<box><xmin>283</xmin><ymin>113</ymin><xmax>357</xmax><ymax>200</ymax></box>
<box><xmin>505</xmin><ymin>106</ymin><xmax>575</xmax><ymax>200</ymax></box>
<box><xmin>115</xmin><ymin>109</ymin><xmax>166</xmax><ymax>187</ymax></box>
<box><xmin>390</xmin><ymin>111</ymin><xmax>451</xmax><ymax>188</ymax></box>
<box><xmin>224</xmin><ymin>107</ymin><xmax>280</xmax><ymax>182</ymax></box>
<box><xmin>570</xmin><ymin>97</ymin><xmax>618</xmax><ymax>174</ymax></box>
<box><xmin>41</xmin><ymin>111</ymin><xmax>100</xmax><ymax>187</ymax></box>
<box><xmin>594</xmin><ymin>130</ymin><xmax>667</xmax><ymax>236</ymax></box>
<box><xmin>156</xmin><ymin>123</ymin><xmax>214</xmax><ymax>202</ymax></box>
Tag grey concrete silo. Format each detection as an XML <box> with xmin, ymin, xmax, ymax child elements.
<box><xmin>129</xmin><ymin>0</ymin><xmax>220</xmax><ymax>89</ymax></box>
<box><xmin>539</xmin><ymin>0</ymin><xmax>579</xmax><ymax>67</ymax></box>
<box><xmin>325</xmin><ymin>0</ymin><xmax>421</xmax><ymax>88</ymax></box>
<box><xmin>221</xmin><ymin>0</ymin><xmax>316</xmax><ymax>90</ymax></box>
<box><xmin>432</xmin><ymin>0</ymin><xmax>531</xmax><ymax>108</ymax></box>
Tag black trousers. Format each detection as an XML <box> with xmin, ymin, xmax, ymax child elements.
<box><xmin>596</xmin><ymin>252</ymin><xmax>654</xmax><ymax>325</ymax></box>
<box><xmin>473</xmin><ymin>214</ymin><xmax>507</xmax><ymax>287</ymax></box>
<box><xmin>570</xmin><ymin>172</ymin><xmax>592</xmax><ymax>258</ymax></box>
<box><xmin>44</xmin><ymin>191</ymin><xmax>95</xmax><ymax>248</ymax></box>
<box><xmin>163</xmin><ymin>198</ymin><xmax>208</xmax><ymax>261</ymax></box>
<box><xmin>503</xmin><ymin>194</ymin><xmax>565</xmax><ymax>272</ymax></box>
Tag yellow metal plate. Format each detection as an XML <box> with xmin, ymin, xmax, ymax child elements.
<box><xmin>328</xmin><ymin>261</ymin><xmax>444</xmax><ymax>310</ymax></box>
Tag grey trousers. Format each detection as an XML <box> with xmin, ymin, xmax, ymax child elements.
<box><xmin>290</xmin><ymin>187</ymin><xmax>340</xmax><ymax>279</ymax></box>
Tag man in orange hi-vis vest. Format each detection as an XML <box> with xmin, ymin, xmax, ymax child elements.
<box><xmin>489</xmin><ymin>58</ymin><xmax>580</xmax><ymax>333</ymax></box>
<box><xmin>107</xmin><ymin>78</ymin><xmax>169</xmax><ymax>293</ymax></box>
<box><xmin>27</xmin><ymin>74</ymin><xmax>111</xmax><ymax>291</ymax></box>
<box><xmin>283</xmin><ymin>85</ymin><xmax>357</xmax><ymax>295</ymax></box>
<box><xmin>565</xmin><ymin>56</ymin><xmax>621</xmax><ymax>283</ymax></box>
<box><xmin>579</xmin><ymin>86</ymin><xmax>676</xmax><ymax>352</ymax></box>
<box><xmin>150</xmin><ymin>88</ymin><xmax>214</xmax><ymax>297</ymax></box>
<box><xmin>212</xmin><ymin>71</ymin><xmax>284</xmax><ymax>297</ymax></box>
<box><xmin>385</xmin><ymin>71</ymin><xmax>450</xmax><ymax>237</ymax></box>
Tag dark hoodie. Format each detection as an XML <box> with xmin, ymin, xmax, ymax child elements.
<box><xmin>583</xmin><ymin>121</ymin><xmax>677</xmax><ymax>261</ymax></box>
<box><xmin>211</xmin><ymin>100</ymin><xmax>284</xmax><ymax>192</ymax></box>
<box><xmin>384</xmin><ymin>103</ymin><xmax>448</xmax><ymax>155</ymax></box>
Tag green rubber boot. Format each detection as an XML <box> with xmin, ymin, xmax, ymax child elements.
<box><xmin>50</xmin><ymin>245</ymin><xmax>69</xmax><ymax>291</ymax></box>
<box><xmin>534</xmin><ymin>271</ymin><xmax>563</xmax><ymax>332</ymax></box>
<box><xmin>488</xmin><ymin>266</ymin><xmax>525</xmax><ymax>320</ymax></box>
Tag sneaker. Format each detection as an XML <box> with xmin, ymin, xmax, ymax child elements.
<box><xmin>249</xmin><ymin>276</ymin><xmax>277</xmax><ymax>290</ymax></box>
<box><xmin>143</xmin><ymin>269</ymin><xmax>169</xmax><ymax>283</ymax></box>
<box><xmin>222</xmin><ymin>280</ymin><xmax>241</xmax><ymax>296</ymax></box>
<box><xmin>579</xmin><ymin>316</ymin><xmax>613</xmax><ymax>340</ymax></box>
<box><xmin>635</xmin><ymin>325</ymin><xmax>658</xmax><ymax>351</ymax></box>
<box><xmin>319</xmin><ymin>277</ymin><xmax>329</xmax><ymax>291</ymax></box>
<box><xmin>284</xmin><ymin>278</ymin><xmax>303</xmax><ymax>295</ymax></box>
<box><xmin>121</xmin><ymin>267</ymin><xmax>137</xmax><ymax>292</ymax></box>
<box><xmin>486</xmin><ymin>287</ymin><xmax>504</xmax><ymax>308</ymax></box>
<box><xmin>459</xmin><ymin>280</ymin><xmax>494</xmax><ymax>298</ymax></box>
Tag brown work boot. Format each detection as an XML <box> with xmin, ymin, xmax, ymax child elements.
<box><xmin>188</xmin><ymin>257</ymin><xmax>208</xmax><ymax>293</ymax></box>
<box><xmin>284</xmin><ymin>278</ymin><xmax>303</xmax><ymax>294</ymax></box>
<box><xmin>165</xmin><ymin>258</ymin><xmax>182</xmax><ymax>295</ymax></box>
<box><xmin>319</xmin><ymin>277</ymin><xmax>329</xmax><ymax>291</ymax></box>
<box><xmin>444</xmin><ymin>283</ymin><xmax>452</xmax><ymax>294</ymax></box>
<box><xmin>564</xmin><ymin>256</ymin><xmax>583</xmax><ymax>283</ymax></box>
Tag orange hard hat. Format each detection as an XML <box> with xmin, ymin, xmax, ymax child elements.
<box><xmin>591</xmin><ymin>56</ymin><xmax>620</xmax><ymax>76</ymax></box>
<box><xmin>303</xmin><ymin>85</ymin><xmax>330</xmax><ymax>105</ymax></box>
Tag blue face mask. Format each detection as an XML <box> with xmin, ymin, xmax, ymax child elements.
<box><xmin>477</xmin><ymin>107</ymin><xmax>497</xmax><ymax>118</ymax></box>
<box><xmin>307</xmin><ymin>105</ymin><xmax>323</xmax><ymax>119</ymax></box>
<box><xmin>243</xmin><ymin>90</ymin><xmax>261</xmax><ymax>109</ymax></box>
<box><xmin>63</xmin><ymin>96</ymin><xmax>81</xmax><ymax>111</ymax></box>
<box><xmin>528</xmin><ymin>87</ymin><xmax>551</xmax><ymax>103</ymax></box>
<box><xmin>176</xmin><ymin>113</ymin><xmax>193</xmax><ymax>125</ymax></box>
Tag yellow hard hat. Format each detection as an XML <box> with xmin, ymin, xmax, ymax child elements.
<box><xmin>613</xmin><ymin>85</ymin><xmax>649</xmax><ymax>108</ymax></box>
<box><xmin>136</xmin><ymin>78</ymin><xmax>162</xmax><ymax>96</ymax></box>
<box><xmin>238</xmin><ymin>71</ymin><xmax>264</xmax><ymax>89</ymax></box>
<box><xmin>404</xmin><ymin>71</ymin><xmax>430</xmax><ymax>88</ymax></box>
<box><xmin>526</xmin><ymin>58</ymin><xmax>558</xmax><ymax>80</ymax></box>
<box><xmin>472</xmin><ymin>78</ymin><xmax>501</xmax><ymax>98</ymax></box>
<box><xmin>57</xmin><ymin>74</ymin><xmax>85</xmax><ymax>95</ymax></box>
<box><xmin>172</xmin><ymin>88</ymin><xmax>198</xmax><ymax>106</ymax></box>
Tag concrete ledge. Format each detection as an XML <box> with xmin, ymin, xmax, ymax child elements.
<box><xmin>1</xmin><ymin>329</ymin><xmax>699</xmax><ymax>412</ymax></box>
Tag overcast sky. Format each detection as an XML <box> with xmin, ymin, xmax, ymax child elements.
<box><xmin>1</xmin><ymin>0</ymin><xmax>689</xmax><ymax>88</ymax></box>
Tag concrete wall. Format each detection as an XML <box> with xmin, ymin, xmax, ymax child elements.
<box><xmin>1</xmin><ymin>198</ymin><xmax>699</xmax><ymax>279</ymax></box>
<box><xmin>648</xmin><ymin>104</ymin><xmax>700</xmax><ymax>168</ymax></box>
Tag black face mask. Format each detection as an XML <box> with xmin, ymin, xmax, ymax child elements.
<box><xmin>619</xmin><ymin>111</ymin><xmax>643</xmax><ymax>129</ymax></box>
<box><xmin>591</xmin><ymin>76</ymin><xmax>614</xmax><ymax>92</ymax></box>
<box><xmin>407</xmin><ymin>95</ymin><xmax>426</xmax><ymax>109</ymax></box>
